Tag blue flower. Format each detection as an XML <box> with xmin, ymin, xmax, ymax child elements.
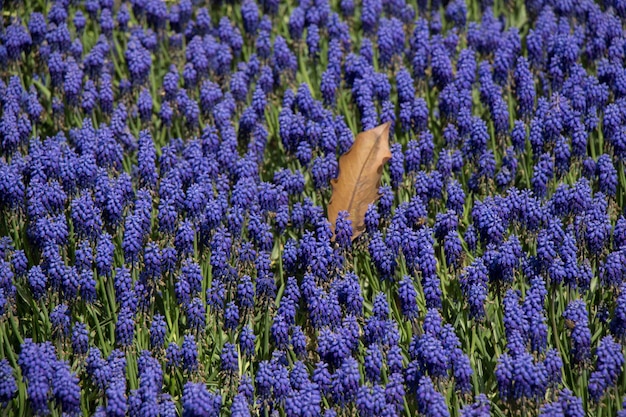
<box><xmin>364</xmin><ymin>344</ymin><xmax>383</xmax><ymax>383</ymax></box>
<box><xmin>460</xmin><ymin>394</ymin><xmax>490</xmax><ymax>417</ymax></box>
<box><xmin>589</xmin><ymin>335</ymin><xmax>625</xmax><ymax>401</ymax></box>
<box><xmin>186</xmin><ymin>297</ymin><xmax>207</xmax><ymax>333</ymax></box>
<box><xmin>377</xmin><ymin>18</ymin><xmax>404</xmax><ymax>68</ymax></box>
<box><xmin>331</xmin><ymin>357</ymin><xmax>360</xmax><ymax>404</ymax></box>
<box><xmin>553</xmin><ymin>388</ymin><xmax>585</xmax><ymax>417</ymax></box>
<box><xmin>182</xmin><ymin>382</ymin><xmax>221</xmax><ymax>417</ymax></box>
<box><xmin>416</xmin><ymin>376</ymin><xmax>450</xmax><ymax>417</ymax></box>
<box><xmin>563</xmin><ymin>300</ymin><xmax>591</xmax><ymax>364</ymax></box>
<box><xmin>147</xmin><ymin>314</ymin><xmax>166</xmax><ymax>350</ymax></box>
<box><xmin>18</xmin><ymin>339</ymin><xmax>59</xmax><ymax>414</ymax></box>
<box><xmin>597</xmin><ymin>154</ymin><xmax>618</xmax><ymax>197</ymax></box>
<box><xmin>115</xmin><ymin>306</ymin><xmax>136</xmax><ymax>347</ymax></box>
<box><xmin>221</xmin><ymin>343</ymin><xmax>239</xmax><ymax>373</ymax></box>
<box><xmin>544</xmin><ymin>348</ymin><xmax>563</xmax><ymax>387</ymax></box>
<box><xmin>356</xmin><ymin>384</ymin><xmax>386</xmax><ymax>417</ymax></box>
<box><xmin>50</xmin><ymin>303</ymin><xmax>71</xmax><ymax>339</ymax></box>
<box><xmin>230</xmin><ymin>393</ymin><xmax>250</xmax><ymax>417</ymax></box>
<box><xmin>125</xmin><ymin>37</ymin><xmax>151</xmax><ymax>86</ymax></box>
<box><xmin>52</xmin><ymin>360</ymin><xmax>81</xmax><ymax>415</ymax></box>
<box><xmin>181</xmin><ymin>335</ymin><xmax>199</xmax><ymax>374</ymax></box>
<box><xmin>496</xmin><ymin>351</ymin><xmax>547</xmax><ymax>401</ymax></box>
<box><xmin>361</xmin><ymin>0</ymin><xmax>382</xmax><ymax>34</ymax></box>
<box><xmin>0</xmin><ymin>359</ymin><xmax>17</xmax><ymax>405</ymax></box>
<box><xmin>273</xmin><ymin>36</ymin><xmax>297</xmax><ymax>74</ymax></box>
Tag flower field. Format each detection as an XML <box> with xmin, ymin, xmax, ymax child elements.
<box><xmin>2</xmin><ymin>0</ymin><xmax>626</xmax><ymax>415</ymax></box>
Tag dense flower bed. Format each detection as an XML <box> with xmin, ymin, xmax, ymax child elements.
<box><xmin>1</xmin><ymin>0</ymin><xmax>626</xmax><ymax>415</ymax></box>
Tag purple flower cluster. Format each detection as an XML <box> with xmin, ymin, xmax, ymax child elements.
<box><xmin>2</xmin><ymin>0</ymin><xmax>626</xmax><ymax>415</ymax></box>
<box><xmin>18</xmin><ymin>339</ymin><xmax>81</xmax><ymax>416</ymax></box>
<box><xmin>588</xmin><ymin>336</ymin><xmax>624</xmax><ymax>402</ymax></box>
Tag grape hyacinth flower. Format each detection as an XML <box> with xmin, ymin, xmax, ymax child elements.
<box><xmin>0</xmin><ymin>359</ymin><xmax>17</xmax><ymax>405</ymax></box>
<box><xmin>416</xmin><ymin>376</ymin><xmax>450</xmax><ymax>417</ymax></box>
<box><xmin>71</xmin><ymin>323</ymin><xmax>89</xmax><ymax>356</ymax></box>
<box><xmin>182</xmin><ymin>382</ymin><xmax>222</xmax><ymax>417</ymax></box>
<box><xmin>588</xmin><ymin>336</ymin><xmax>624</xmax><ymax>402</ymax></box>
<box><xmin>3</xmin><ymin>1</ymin><xmax>626</xmax><ymax>415</ymax></box>
<box><xmin>563</xmin><ymin>300</ymin><xmax>591</xmax><ymax>364</ymax></box>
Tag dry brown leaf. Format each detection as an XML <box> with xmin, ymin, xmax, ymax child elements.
<box><xmin>327</xmin><ymin>122</ymin><xmax>392</xmax><ymax>240</ymax></box>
